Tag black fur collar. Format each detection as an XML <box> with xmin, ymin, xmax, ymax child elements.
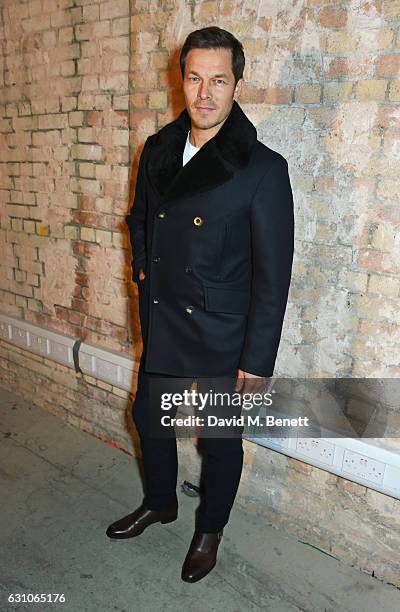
<box><xmin>147</xmin><ymin>100</ymin><xmax>257</xmax><ymax>203</ymax></box>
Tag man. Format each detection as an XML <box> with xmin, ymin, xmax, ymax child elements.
<box><xmin>106</xmin><ymin>27</ymin><xmax>294</xmax><ymax>583</ymax></box>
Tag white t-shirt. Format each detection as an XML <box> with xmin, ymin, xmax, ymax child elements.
<box><xmin>182</xmin><ymin>131</ymin><xmax>200</xmax><ymax>166</ymax></box>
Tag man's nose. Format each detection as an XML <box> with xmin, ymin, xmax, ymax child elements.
<box><xmin>198</xmin><ymin>81</ymin><xmax>211</xmax><ymax>99</ymax></box>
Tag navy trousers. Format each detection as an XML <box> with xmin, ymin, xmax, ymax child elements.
<box><xmin>132</xmin><ymin>358</ymin><xmax>244</xmax><ymax>533</ymax></box>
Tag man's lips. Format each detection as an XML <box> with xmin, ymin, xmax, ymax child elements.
<box><xmin>195</xmin><ymin>106</ymin><xmax>216</xmax><ymax>112</ymax></box>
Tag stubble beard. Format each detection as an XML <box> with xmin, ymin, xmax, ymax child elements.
<box><xmin>190</xmin><ymin>107</ymin><xmax>230</xmax><ymax>132</ymax></box>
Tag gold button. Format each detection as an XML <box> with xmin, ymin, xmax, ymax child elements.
<box><xmin>193</xmin><ymin>216</ymin><xmax>203</xmax><ymax>227</ymax></box>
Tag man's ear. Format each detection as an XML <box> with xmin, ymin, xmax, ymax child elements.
<box><xmin>233</xmin><ymin>78</ymin><xmax>244</xmax><ymax>100</ymax></box>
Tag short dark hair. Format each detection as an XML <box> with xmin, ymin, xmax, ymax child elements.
<box><xmin>180</xmin><ymin>26</ymin><xmax>245</xmax><ymax>86</ymax></box>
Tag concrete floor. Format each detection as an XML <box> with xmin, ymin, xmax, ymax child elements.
<box><xmin>0</xmin><ymin>388</ymin><xmax>399</xmax><ymax>612</ymax></box>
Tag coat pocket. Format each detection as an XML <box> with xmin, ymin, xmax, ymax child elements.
<box><xmin>203</xmin><ymin>284</ymin><xmax>250</xmax><ymax>315</ymax></box>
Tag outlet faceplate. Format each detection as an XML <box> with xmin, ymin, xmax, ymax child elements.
<box><xmin>342</xmin><ymin>449</ymin><xmax>385</xmax><ymax>484</ymax></box>
<box><xmin>296</xmin><ymin>438</ymin><xmax>335</xmax><ymax>466</ymax></box>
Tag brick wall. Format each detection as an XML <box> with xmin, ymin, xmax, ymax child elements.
<box><xmin>0</xmin><ymin>0</ymin><xmax>136</xmax><ymax>355</ymax></box>
<box><xmin>0</xmin><ymin>0</ymin><xmax>399</xmax><ymax>376</ymax></box>
<box><xmin>1</xmin><ymin>0</ymin><xmax>400</xmax><ymax>589</ymax></box>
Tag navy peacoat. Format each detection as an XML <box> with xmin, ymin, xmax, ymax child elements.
<box><xmin>125</xmin><ymin>100</ymin><xmax>294</xmax><ymax>377</ymax></box>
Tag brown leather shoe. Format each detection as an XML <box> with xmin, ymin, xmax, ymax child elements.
<box><xmin>181</xmin><ymin>530</ymin><xmax>223</xmax><ymax>582</ymax></box>
<box><xmin>106</xmin><ymin>502</ymin><xmax>178</xmax><ymax>539</ymax></box>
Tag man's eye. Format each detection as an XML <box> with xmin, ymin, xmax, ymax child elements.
<box><xmin>215</xmin><ymin>79</ymin><xmax>225</xmax><ymax>85</ymax></box>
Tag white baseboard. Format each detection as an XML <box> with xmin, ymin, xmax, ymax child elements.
<box><xmin>0</xmin><ymin>313</ymin><xmax>136</xmax><ymax>391</ymax></box>
<box><xmin>1</xmin><ymin>312</ymin><xmax>399</xmax><ymax>500</ymax></box>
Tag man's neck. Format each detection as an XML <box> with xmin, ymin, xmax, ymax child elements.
<box><xmin>188</xmin><ymin>130</ymin><xmax>199</xmax><ymax>149</ymax></box>
<box><xmin>189</xmin><ymin>128</ymin><xmax>213</xmax><ymax>149</ymax></box>
<box><xmin>189</xmin><ymin>114</ymin><xmax>230</xmax><ymax>149</ymax></box>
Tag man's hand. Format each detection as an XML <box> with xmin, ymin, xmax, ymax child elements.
<box><xmin>138</xmin><ymin>268</ymin><xmax>146</xmax><ymax>281</ymax></box>
<box><xmin>235</xmin><ymin>368</ymin><xmax>269</xmax><ymax>395</ymax></box>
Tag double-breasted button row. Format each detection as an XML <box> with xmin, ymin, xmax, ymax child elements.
<box><xmin>153</xmin><ymin>210</ymin><xmax>199</xmax><ymax>315</ymax></box>
<box><xmin>152</xmin><ymin>298</ymin><xmax>193</xmax><ymax>314</ymax></box>
<box><xmin>157</xmin><ymin>210</ymin><xmax>203</xmax><ymax>225</ymax></box>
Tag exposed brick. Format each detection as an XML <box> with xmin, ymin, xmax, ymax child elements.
<box><xmin>388</xmin><ymin>80</ymin><xmax>400</xmax><ymax>100</ymax></box>
<box><xmin>376</xmin><ymin>54</ymin><xmax>400</xmax><ymax>77</ymax></box>
<box><xmin>80</xmin><ymin>227</ymin><xmax>96</xmax><ymax>242</ymax></box>
<box><xmin>338</xmin><ymin>270</ymin><xmax>369</xmax><ymax>292</ymax></box>
<box><xmin>38</xmin><ymin>114</ymin><xmax>69</xmax><ymax>130</ymax></box>
<box><xmin>359</xmin><ymin>319</ymin><xmax>400</xmax><ymax>341</ymax></box>
<box><xmin>148</xmin><ymin>90</ymin><xmax>168</xmax><ymax>109</ymax></box>
<box><xmin>338</xmin><ymin>479</ymin><xmax>367</xmax><ymax>497</ymax></box>
<box><xmin>383</xmin><ymin>0</ymin><xmax>400</xmax><ymax>20</ymax></box>
<box><xmin>354</xmin><ymin>293</ymin><xmax>400</xmax><ymax>324</ymax></box>
<box><xmin>325</xmin><ymin>31</ymin><xmax>357</xmax><ymax>53</ymax></box>
<box><xmin>71</xmin><ymin>144</ymin><xmax>103</xmax><ymax>161</ymax></box>
<box><xmin>294</xmin><ymin>84</ymin><xmax>321</xmax><ymax>104</ymax></box>
<box><xmin>64</xmin><ymin>225</ymin><xmax>79</xmax><ymax>240</ymax></box>
<box><xmin>357</xmin><ymin>247</ymin><xmax>398</xmax><ymax>274</ymax></box>
<box><xmin>356</xmin><ymin>79</ymin><xmax>388</xmax><ymax>101</ymax></box>
<box><xmin>368</xmin><ymin>274</ymin><xmax>400</xmax><ymax>296</ymax></box>
<box><xmin>264</xmin><ymin>87</ymin><xmax>292</xmax><ymax>104</ymax></box>
<box><xmin>376</xmin><ymin>104</ymin><xmax>400</xmax><ymax>128</ymax></box>
<box><xmin>323</xmin><ymin>57</ymin><xmax>349</xmax><ymax>79</ymax></box>
<box><xmin>131</xmin><ymin>11</ymin><xmax>169</xmax><ymax>32</ymax></box>
<box><xmin>23</xmin><ymin>220</ymin><xmax>35</xmax><ymax>234</ymax></box>
<box><xmin>323</xmin><ymin>81</ymin><xmax>353</xmax><ymax>102</ymax></box>
<box><xmin>95</xmin><ymin>229</ymin><xmax>113</xmax><ymax>246</ymax></box>
<box><xmin>377</xmin><ymin>178</ymin><xmax>400</xmax><ymax>200</ymax></box>
<box><xmin>100</xmin><ymin>0</ymin><xmax>129</xmax><ymax>20</ymax></box>
<box><xmin>36</xmin><ymin>224</ymin><xmax>49</xmax><ymax>237</ymax></box>
<box><xmin>317</xmin><ymin>8</ymin><xmax>347</xmax><ymax>28</ymax></box>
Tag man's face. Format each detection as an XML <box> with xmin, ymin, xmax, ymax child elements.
<box><xmin>182</xmin><ymin>47</ymin><xmax>243</xmax><ymax>135</ymax></box>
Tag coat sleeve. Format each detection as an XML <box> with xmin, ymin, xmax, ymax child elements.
<box><xmin>125</xmin><ymin>136</ymin><xmax>151</xmax><ymax>283</ymax></box>
<box><xmin>238</xmin><ymin>155</ymin><xmax>294</xmax><ymax>377</ymax></box>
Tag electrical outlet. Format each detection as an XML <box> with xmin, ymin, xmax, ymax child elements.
<box><xmin>262</xmin><ymin>437</ymin><xmax>289</xmax><ymax>450</ymax></box>
<box><xmin>296</xmin><ymin>438</ymin><xmax>335</xmax><ymax>466</ymax></box>
<box><xmin>342</xmin><ymin>449</ymin><xmax>385</xmax><ymax>484</ymax></box>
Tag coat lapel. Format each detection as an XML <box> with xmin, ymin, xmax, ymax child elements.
<box><xmin>147</xmin><ymin>100</ymin><xmax>257</xmax><ymax>206</ymax></box>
